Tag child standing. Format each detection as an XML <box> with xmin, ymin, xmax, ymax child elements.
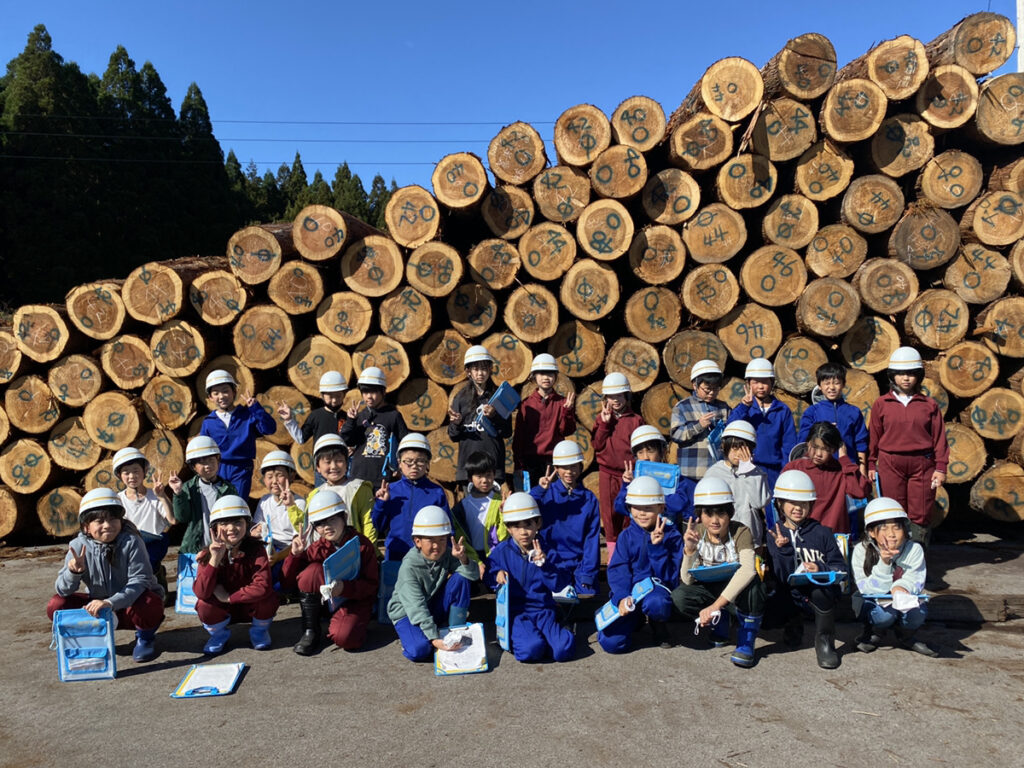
<box><xmin>512</xmin><ymin>353</ymin><xmax>576</xmax><ymax>491</ymax></box>
<box><xmin>727</xmin><ymin>358</ymin><xmax>797</xmax><ymax>490</ymax></box>
<box><xmin>868</xmin><ymin>347</ymin><xmax>948</xmax><ymax>546</ymax></box>
<box><xmin>670</xmin><ymin>359</ymin><xmax>731</xmax><ymax>483</ymax></box>
<box><xmin>530</xmin><ymin>439</ymin><xmax>601</xmax><ymax>596</ymax></box>
<box><xmin>341</xmin><ymin>366</ymin><xmax>409</xmax><ymax>488</ymax></box>
<box><xmin>703</xmin><ymin>420</ymin><xmax>770</xmax><ymax>544</ymax></box>
<box><xmin>451</xmin><ymin>452</ymin><xmax>506</xmax><ymax>566</ymax></box>
<box><xmin>616</xmin><ymin>425</ymin><xmax>696</xmax><ymax>527</ymax></box>
<box><xmin>387</xmin><ymin>506</ymin><xmax>480</xmax><ymax>662</ymax></box>
<box><xmin>250</xmin><ymin>450</ymin><xmax>306</xmax><ymax>556</ymax></box>
<box><xmin>852</xmin><ymin>497</ymin><xmax>937</xmax><ymax>657</ymax></box>
<box><xmin>599</xmin><ymin>476</ymin><xmax>682</xmax><ymax>653</ymax></box>
<box><xmin>282</xmin><ymin>489</ymin><xmax>380</xmax><ymax>655</ymax></box>
<box><xmin>797</xmin><ymin>362</ymin><xmax>869</xmax><ymax>473</ymax></box>
<box><xmin>199</xmin><ymin>369</ymin><xmax>277</xmax><ymax>498</ymax></box>
<box><xmin>278</xmin><ymin>370</ymin><xmax>349</xmax><ymax>486</ymax></box>
<box><xmin>47</xmin><ymin>488</ymin><xmax>164</xmax><ymax>662</ymax></box>
<box><xmin>306</xmin><ymin>434</ymin><xmax>377</xmax><ymax>545</ymax></box>
<box><xmin>448</xmin><ymin>345</ymin><xmax>513</xmax><ymax>489</ymax></box>
<box><xmin>486</xmin><ymin>492</ymin><xmax>576</xmax><ymax>662</ymax></box>
<box><xmin>193</xmin><ymin>495</ymin><xmax>279</xmax><ymax>654</ymax></box>
<box><xmin>113</xmin><ymin>447</ymin><xmax>174</xmax><ymax>584</ymax></box>
<box><xmin>168</xmin><ymin>436</ymin><xmax>236</xmax><ymax>555</ymax></box>
<box><xmin>591</xmin><ymin>372</ymin><xmax>645</xmax><ymax>557</ymax></box>
<box><xmin>766</xmin><ymin>470</ymin><xmax>847</xmax><ymax>669</ymax></box>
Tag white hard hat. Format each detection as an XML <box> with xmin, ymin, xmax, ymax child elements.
<box><xmin>357</xmin><ymin>366</ymin><xmax>387</xmax><ymax>388</ymax></box>
<box><xmin>209</xmin><ymin>495</ymin><xmax>252</xmax><ymax>525</ymax></box>
<box><xmin>722</xmin><ymin>420</ymin><xmax>757</xmax><ymax>444</ymax></box>
<box><xmin>864</xmin><ymin>497</ymin><xmax>910</xmax><ymax>527</ymax></box>
<box><xmin>185</xmin><ymin>435</ymin><xmax>220</xmax><ymax>461</ymax></box>
<box><xmin>773</xmin><ymin>469</ymin><xmax>817</xmax><ymax>502</ymax></box>
<box><xmin>79</xmin><ymin>488</ymin><xmax>124</xmax><ymax>521</ymax></box>
<box><xmin>112</xmin><ymin>447</ymin><xmax>147</xmax><ymax>475</ymax></box>
<box><xmin>630</xmin><ymin>424</ymin><xmax>667</xmax><ymax>450</ymax></box>
<box><xmin>689</xmin><ymin>359</ymin><xmax>722</xmax><ymax>383</ymax></box>
<box><xmin>464</xmin><ymin>345</ymin><xmax>494</xmax><ymax>366</ymax></box>
<box><xmin>205</xmin><ymin>369</ymin><xmax>238</xmax><ymax>392</ymax></box>
<box><xmin>398</xmin><ymin>432</ymin><xmax>431</xmax><ymax>456</ymax></box>
<box><xmin>307</xmin><ymin>489</ymin><xmax>347</xmax><ymax>524</ymax></box>
<box><xmin>602</xmin><ymin>372</ymin><xmax>631</xmax><ymax>396</ymax></box>
<box><xmin>552</xmin><ymin>439</ymin><xmax>585</xmax><ymax>466</ymax></box>
<box><xmin>693</xmin><ymin>476</ymin><xmax>735</xmax><ymax>506</ymax></box>
<box><xmin>625</xmin><ymin>475</ymin><xmax>666</xmax><ymax>507</ymax></box>
<box><xmin>744</xmin><ymin>358</ymin><xmax>775</xmax><ymax>379</ymax></box>
<box><xmin>531</xmin><ymin>353</ymin><xmax>559</xmax><ymax>374</ymax></box>
<box><xmin>502</xmin><ymin>492</ymin><xmax>541</xmax><ymax>523</ymax></box>
<box><xmin>318</xmin><ymin>371</ymin><xmax>347</xmax><ymax>393</ymax></box>
<box><xmin>260</xmin><ymin>450</ymin><xmax>296</xmax><ymax>473</ymax></box>
<box><xmin>412</xmin><ymin>505</ymin><xmax>452</xmax><ymax>537</ymax></box>
<box><xmin>313</xmin><ymin>433</ymin><xmax>346</xmax><ymax>458</ymax></box>
<box><xmin>889</xmin><ymin>346</ymin><xmax>924</xmax><ymax>371</ymax></box>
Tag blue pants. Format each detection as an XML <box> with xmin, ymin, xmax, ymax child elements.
<box><xmin>219</xmin><ymin>460</ymin><xmax>254</xmax><ymax>499</ymax></box>
<box><xmin>859</xmin><ymin>599</ymin><xmax>926</xmax><ymax>632</ymax></box>
<box><xmin>141</xmin><ymin>532</ymin><xmax>169</xmax><ymax>572</ymax></box>
<box><xmin>598</xmin><ymin>586</ymin><xmax>673</xmax><ymax>654</ymax></box>
<box><xmin>511</xmin><ymin>608</ymin><xmax>576</xmax><ymax>662</ymax></box>
<box><xmin>393</xmin><ymin>574</ymin><xmax>472</xmax><ymax>662</ymax></box>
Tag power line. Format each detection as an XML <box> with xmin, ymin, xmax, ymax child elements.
<box><xmin>2</xmin><ymin>130</ymin><xmax>493</xmax><ymax>144</ymax></box>
<box><xmin>0</xmin><ymin>154</ymin><xmax>436</xmax><ymax>166</ymax></box>
<box><xmin>15</xmin><ymin>113</ymin><xmax>556</xmax><ymax>126</ymax></box>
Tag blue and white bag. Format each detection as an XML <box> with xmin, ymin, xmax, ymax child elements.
<box><xmin>495</xmin><ymin>583</ymin><xmax>510</xmax><ymax>652</ymax></box>
<box><xmin>376</xmin><ymin>560</ymin><xmax>401</xmax><ymax>626</ymax></box>
<box><xmin>51</xmin><ymin>607</ymin><xmax>116</xmax><ymax>682</ymax></box>
<box><xmin>175</xmin><ymin>552</ymin><xmax>199</xmax><ymax>615</ymax></box>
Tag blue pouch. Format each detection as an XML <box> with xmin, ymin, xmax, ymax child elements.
<box><xmin>175</xmin><ymin>552</ymin><xmax>199</xmax><ymax>615</ymax></box>
<box><xmin>52</xmin><ymin>608</ymin><xmax>116</xmax><ymax>682</ymax></box>
<box><xmin>495</xmin><ymin>583</ymin><xmax>510</xmax><ymax>652</ymax></box>
<box><xmin>376</xmin><ymin>560</ymin><xmax>401</xmax><ymax>626</ymax></box>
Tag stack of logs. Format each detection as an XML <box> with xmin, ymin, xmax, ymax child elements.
<box><xmin>3</xmin><ymin>11</ymin><xmax>1024</xmax><ymax>541</ymax></box>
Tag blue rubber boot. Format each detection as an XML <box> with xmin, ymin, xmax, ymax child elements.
<box><xmin>133</xmin><ymin>628</ymin><xmax>157</xmax><ymax>662</ymax></box>
<box><xmin>250</xmin><ymin>618</ymin><xmax>273</xmax><ymax>650</ymax></box>
<box><xmin>202</xmin><ymin>618</ymin><xmax>231</xmax><ymax>654</ymax></box>
<box><xmin>730</xmin><ymin>612</ymin><xmax>762</xmax><ymax>668</ymax></box>
<box><xmin>711</xmin><ymin>613</ymin><xmax>730</xmax><ymax>647</ymax></box>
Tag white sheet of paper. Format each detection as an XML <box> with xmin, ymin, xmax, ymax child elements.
<box><xmin>892</xmin><ymin>592</ymin><xmax>920</xmax><ymax>612</ymax></box>
<box><xmin>436</xmin><ymin>624</ymin><xmax>486</xmax><ymax>672</ymax></box>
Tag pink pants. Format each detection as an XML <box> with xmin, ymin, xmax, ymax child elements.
<box><xmin>47</xmin><ymin>590</ymin><xmax>164</xmax><ymax>631</ymax></box>
<box><xmin>293</xmin><ymin>562</ymin><xmax>372</xmax><ymax>650</ymax></box>
<box><xmin>877</xmin><ymin>452</ymin><xmax>936</xmax><ymax>527</ymax></box>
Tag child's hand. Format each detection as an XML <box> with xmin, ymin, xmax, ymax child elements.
<box><xmin>481</xmin><ymin>404</ymin><xmax>496</xmax><ymax>418</ymax></box>
<box><xmin>650</xmin><ymin>515</ymin><xmax>666</xmax><ymax>546</ymax></box>
<box><xmin>878</xmin><ymin>543</ymin><xmax>900</xmax><ymax>564</ymax></box>
<box><xmin>167</xmin><ymin>470</ymin><xmax>183</xmax><ymax>495</ymax></box>
<box><xmin>683</xmin><ymin>518</ymin><xmax>699</xmax><ymax>555</ymax></box>
<box><xmin>281</xmin><ymin>477</ymin><xmax>294</xmax><ymax>506</ymax></box>
<box><xmin>837</xmin><ymin>442</ymin><xmax>848</xmax><ymax>459</ymax></box>
<box><xmin>501</xmin><ymin>485</ymin><xmax>511</xmax><ymax>502</ymax></box>
<box><xmin>152</xmin><ymin>469</ymin><xmax>165</xmax><ymax>496</ymax></box>
<box><xmin>529</xmin><ymin>537</ymin><xmax>545</xmax><ymax>566</ymax></box>
<box><xmin>84</xmin><ymin>599</ymin><xmax>110</xmax><ymax>617</ymax></box>
<box><xmin>736</xmin><ymin>444</ymin><xmax>753</xmax><ymax>464</ymax></box>
<box><xmin>741</xmin><ymin>381</ymin><xmax>753</xmax><ymax>406</ymax></box>
<box><xmin>451</xmin><ymin>536</ymin><xmax>468</xmax><ymax>565</ymax></box>
<box><xmin>243</xmin><ymin>390</ymin><xmax>257</xmax><ymax>408</ymax></box>
<box><xmin>563</xmin><ymin>390</ymin><xmax>575</xmax><ymax>410</ymax></box>
<box><xmin>431</xmin><ymin>637</ymin><xmax>461</xmax><ymax>652</ymax></box>
<box><xmin>208</xmin><ymin>531</ymin><xmax>228</xmax><ymax>566</ymax></box>
<box><xmin>698</xmin><ymin>606</ymin><xmax>718</xmax><ymax>627</ymax></box>
<box><xmin>276</xmin><ymin>400</ymin><xmax>292</xmax><ymax>420</ymax></box>
<box><xmin>931</xmin><ymin>471</ymin><xmax>945</xmax><ymax>490</ymax></box>
<box><xmin>538</xmin><ymin>465</ymin><xmax>555</xmax><ymax>490</ymax></box>
<box><xmin>772</xmin><ymin>523</ymin><xmax>789</xmax><ymax>549</ymax></box>
<box><xmin>697</xmin><ymin>411</ymin><xmax>716</xmax><ymax>429</ymax></box>
<box><xmin>250</xmin><ymin>522</ymin><xmax>265</xmax><ymax>539</ymax></box>
<box><xmin>495</xmin><ymin>570</ymin><xmax>508</xmax><ymax>585</ymax></box>
<box><xmin>346</xmin><ymin>403</ymin><xmax>360</xmax><ymax>419</ymax></box>
<box><xmin>600</xmin><ymin>400</ymin><xmax>613</xmax><ymax>423</ymax></box>
<box><xmin>67</xmin><ymin>544</ymin><xmax>87</xmax><ymax>574</ymax></box>
<box><xmin>617</xmin><ymin>596</ymin><xmax>634</xmax><ymax>616</ymax></box>
<box><xmin>477</xmin><ymin>560</ymin><xmax>486</xmax><ymax>580</ymax></box>
<box><xmin>448</xmin><ymin>408</ymin><xmax>462</xmax><ymax>425</ymax></box>
<box><xmin>375</xmin><ymin>479</ymin><xmax>390</xmax><ymax>502</ymax></box>
<box><xmin>290</xmin><ymin>525</ymin><xmax>311</xmax><ymax>556</ymax></box>
<box><xmin>622</xmin><ymin>460</ymin><xmax>635</xmax><ymax>483</ymax></box>
<box><xmin>891</xmin><ymin>585</ymin><xmax>909</xmax><ymax>595</ymax></box>
<box><xmin>803</xmin><ymin>561</ymin><xmax>819</xmax><ymax>573</ymax></box>
<box><xmin>868</xmin><ymin>469</ymin><xmax>877</xmax><ymax>483</ymax></box>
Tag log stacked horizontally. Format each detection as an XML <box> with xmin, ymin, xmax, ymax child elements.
<box><xmin>2</xmin><ymin>12</ymin><xmax>1023</xmax><ymax>540</ymax></box>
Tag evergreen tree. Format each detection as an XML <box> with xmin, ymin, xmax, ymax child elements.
<box><xmin>280</xmin><ymin>152</ymin><xmax>308</xmax><ymax>216</ymax></box>
<box><xmin>366</xmin><ymin>174</ymin><xmax>393</xmax><ymax>231</ymax></box>
<box><xmin>286</xmin><ymin>169</ymin><xmax>332</xmax><ymax>220</ymax></box>
<box><xmin>332</xmin><ymin>162</ymin><xmax>370</xmax><ymax>221</ymax></box>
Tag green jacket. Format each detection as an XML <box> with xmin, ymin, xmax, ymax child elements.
<box><xmin>387</xmin><ymin>547</ymin><xmax>479</xmax><ymax>640</ymax></box>
<box><xmin>172</xmin><ymin>475</ymin><xmax>236</xmax><ymax>554</ymax></box>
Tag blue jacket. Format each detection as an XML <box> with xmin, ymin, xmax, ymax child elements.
<box><xmin>614</xmin><ymin>475</ymin><xmax>696</xmax><ymax>527</ymax></box>
<box><xmin>606</xmin><ymin>517</ymin><xmax>683</xmax><ymax>605</ymax></box>
<box><xmin>200</xmin><ymin>404</ymin><xmax>276</xmax><ymax>463</ymax></box>
<box><xmin>766</xmin><ymin>517</ymin><xmax>847</xmax><ymax>584</ymax></box>
<box><xmin>485</xmin><ymin>538</ymin><xmax>571</xmax><ymax>614</ymax></box>
<box><xmin>372</xmin><ymin>476</ymin><xmax>452</xmax><ymax>561</ymax></box>
<box><xmin>728</xmin><ymin>399</ymin><xmax>797</xmax><ymax>470</ymax></box>
<box><xmin>529</xmin><ymin>481</ymin><xmax>600</xmax><ymax>590</ymax></box>
<box><xmin>797</xmin><ymin>398</ymin><xmax>869</xmax><ymax>460</ymax></box>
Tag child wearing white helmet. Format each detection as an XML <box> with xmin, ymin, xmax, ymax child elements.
<box><xmin>703</xmin><ymin>419</ymin><xmax>770</xmax><ymax>545</ymax></box>
<box><xmin>113</xmin><ymin>446</ymin><xmax>174</xmax><ymax>584</ymax></box>
<box><xmin>485</xmin><ymin>492</ymin><xmax>576</xmax><ymax>662</ymax></box>
<box><xmin>48</xmin><ymin>489</ymin><xmax>165</xmax><ymax>663</ymax></box>
<box><xmin>306</xmin><ymin>434</ymin><xmax>377</xmax><ymax>546</ymax></box>
<box><xmin>781</xmin><ymin>421</ymin><xmax>870</xmax><ymax>535</ymax></box>
<box><xmin>615</xmin><ymin>424</ymin><xmax>696</xmax><ymax>527</ymax></box>
<box><xmin>340</xmin><ymin>366</ymin><xmax>409</xmax><ymax>488</ymax></box>
<box><xmin>672</xmin><ymin>477</ymin><xmax>766</xmax><ymax>668</ymax></box>
<box><xmin>599</xmin><ymin>476</ymin><xmax>682</xmax><ymax>653</ymax></box>
<box><xmin>727</xmin><ymin>357</ymin><xmax>797</xmax><ymax>490</ymax></box>
<box><xmin>531</xmin><ymin>439</ymin><xmax>601</xmax><ymax>595</ymax></box>
<box><xmin>766</xmin><ymin>470</ymin><xmax>848</xmax><ymax>669</ymax></box>
<box><xmin>868</xmin><ymin>347</ymin><xmax>949</xmax><ymax>546</ymax></box>
<box><xmin>448</xmin><ymin>345</ymin><xmax>513</xmax><ymax>488</ymax></box>
<box><xmin>670</xmin><ymin>359</ymin><xmax>730</xmax><ymax>482</ymax></box>
<box><xmin>277</xmin><ymin>370</ymin><xmax>350</xmax><ymax>485</ymax></box>
<box><xmin>512</xmin><ymin>353</ymin><xmax>576</xmax><ymax>491</ymax></box>
<box><xmin>282</xmin><ymin>489</ymin><xmax>380</xmax><ymax>655</ymax></box>
<box><xmin>250</xmin><ymin>450</ymin><xmax>307</xmax><ymax>555</ymax></box>
<box><xmin>592</xmin><ymin>372</ymin><xmax>645</xmax><ymax>558</ymax></box>
<box><xmin>387</xmin><ymin>505</ymin><xmax>480</xmax><ymax>662</ymax></box>
<box><xmin>168</xmin><ymin>435</ymin><xmax>236</xmax><ymax>554</ymax></box>
<box><xmin>199</xmin><ymin>369</ymin><xmax>277</xmax><ymax>498</ymax></box>
<box><xmin>851</xmin><ymin>497</ymin><xmax>937</xmax><ymax>657</ymax></box>
<box><xmin>193</xmin><ymin>495</ymin><xmax>279</xmax><ymax>653</ymax></box>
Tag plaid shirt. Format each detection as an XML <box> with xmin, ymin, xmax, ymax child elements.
<box><xmin>670</xmin><ymin>394</ymin><xmax>730</xmax><ymax>480</ymax></box>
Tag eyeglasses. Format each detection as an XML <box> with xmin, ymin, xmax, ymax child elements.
<box><xmin>401</xmin><ymin>458</ymin><xmax>429</xmax><ymax>468</ymax></box>
<box><xmin>696</xmin><ymin>383</ymin><xmax>722</xmax><ymax>393</ymax></box>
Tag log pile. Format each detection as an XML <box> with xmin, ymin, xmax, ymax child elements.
<box><xmin>2</xmin><ymin>12</ymin><xmax>1024</xmax><ymax>540</ymax></box>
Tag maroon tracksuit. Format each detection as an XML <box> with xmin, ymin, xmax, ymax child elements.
<box><xmin>782</xmin><ymin>455</ymin><xmax>871</xmax><ymax>534</ymax></box>
<box><xmin>592</xmin><ymin>410</ymin><xmax>645</xmax><ymax>544</ymax></box>
<box><xmin>513</xmin><ymin>389</ymin><xmax>576</xmax><ymax>482</ymax></box>
<box><xmin>194</xmin><ymin>537</ymin><xmax>279</xmax><ymax>624</ymax></box>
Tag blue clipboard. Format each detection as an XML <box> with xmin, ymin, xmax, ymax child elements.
<box><xmin>688</xmin><ymin>562</ymin><xmax>740</xmax><ymax>583</ymax></box>
<box><xmin>861</xmin><ymin>594</ymin><xmax>930</xmax><ymax>602</ymax></box>
<box><xmin>170</xmin><ymin>662</ymin><xmax>246</xmax><ymax>698</ymax></box>
<box><xmin>376</xmin><ymin>560</ymin><xmax>401</xmax><ymax>626</ymax></box>
<box><xmin>175</xmin><ymin>552</ymin><xmax>199</xmax><ymax>615</ymax></box>
<box><xmin>594</xmin><ymin>577</ymin><xmax>656</xmax><ymax>631</ymax></box>
<box><xmin>788</xmin><ymin>570</ymin><xmax>847</xmax><ymax>587</ymax></box>
<box><xmin>479</xmin><ymin>382</ymin><xmax>520</xmax><ymax>437</ymax></box>
<box><xmin>495</xmin><ymin>583</ymin><xmax>510</xmax><ymax>652</ymax></box>
<box><xmin>634</xmin><ymin>461</ymin><xmax>679</xmax><ymax>493</ymax></box>
<box><xmin>322</xmin><ymin>536</ymin><xmax>361</xmax><ymax>612</ymax></box>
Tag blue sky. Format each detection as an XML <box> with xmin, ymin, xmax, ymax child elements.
<box><xmin>1</xmin><ymin>1</ymin><xmax>1018</xmax><ymax>190</ymax></box>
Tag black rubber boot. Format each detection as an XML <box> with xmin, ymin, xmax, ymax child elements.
<box><xmin>293</xmin><ymin>592</ymin><xmax>322</xmax><ymax>656</ymax></box>
<box><xmin>812</xmin><ymin>605</ymin><xmax>840</xmax><ymax>669</ymax></box>
<box><xmin>895</xmin><ymin>628</ymin><xmax>938</xmax><ymax>657</ymax></box>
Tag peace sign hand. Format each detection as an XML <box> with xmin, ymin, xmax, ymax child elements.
<box><xmin>67</xmin><ymin>544</ymin><xmax>87</xmax><ymax>575</ymax></box>
<box><xmin>529</xmin><ymin>537</ymin><xmax>545</xmax><ymax>566</ymax></box>
<box><xmin>167</xmin><ymin>470</ymin><xmax>182</xmax><ymax>495</ymax></box>
<box><xmin>451</xmin><ymin>536</ymin><xmax>468</xmax><ymax>565</ymax></box>
<box><xmin>243</xmin><ymin>391</ymin><xmax>257</xmax><ymax>408</ymax></box>
<box><xmin>538</xmin><ymin>465</ymin><xmax>556</xmax><ymax>490</ymax></box>
<box><xmin>280</xmin><ymin>477</ymin><xmax>294</xmax><ymax>506</ymax></box>
<box><xmin>622</xmin><ymin>460</ymin><xmax>635</xmax><ymax>483</ymax></box>
<box><xmin>563</xmin><ymin>390</ymin><xmax>576</xmax><ymax>410</ymax></box>
<box><xmin>375</xmin><ymin>479</ymin><xmax>390</xmax><ymax>502</ymax></box>
<box><xmin>772</xmin><ymin>523</ymin><xmax>789</xmax><ymax>549</ymax></box>
<box><xmin>152</xmin><ymin>469</ymin><xmax>165</xmax><ymax>496</ymax></box>
<box><xmin>600</xmin><ymin>400</ymin><xmax>613</xmax><ymax>423</ymax></box>
<box><xmin>650</xmin><ymin>515</ymin><xmax>666</xmax><ymax>546</ymax></box>
<box><xmin>276</xmin><ymin>400</ymin><xmax>292</xmax><ymax>420</ymax></box>
<box><xmin>683</xmin><ymin>517</ymin><xmax>699</xmax><ymax>555</ymax></box>
<box><xmin>290</xmin><ymin>524</ymin><xmax>312</xmax><ymax>555</ymax></box>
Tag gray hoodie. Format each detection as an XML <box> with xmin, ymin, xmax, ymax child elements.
<box><xmin>55</xmin><ymin>529</ymin><xmax>164</xmax><ymax>611</ymax></box>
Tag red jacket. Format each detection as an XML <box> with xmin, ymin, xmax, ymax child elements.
<box><xmin>281</xmin><ymin>527</ymin><xmax>380</xmax><ymax>602</ymax></box>
<box><xmin>782</xmin><ymin>456</ymin><xmax>870</xmax><ymax>534</ymax></box>
<box><xmin>868</xmin><ymin>393</ymin><xmax>949</xmax><ymax>473</ymax></box>
<box><xmin>194</xmin><ymin>537</ymin><xmax>275</xmax><ymax>605</ymax></box>
<box><xmin>512</xmin><ymin>390</ymin><xmax>576</xmax><ymax>470</ymax></box>
<box><xmin>592</xmin><ymin>411</ymin><xmax>645</xmax><ymax>475</ymax></box>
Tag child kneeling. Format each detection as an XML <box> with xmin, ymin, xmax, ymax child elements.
<box><xmin>193</xmin><ymin>495</ymin><xmax>279</xmax><ymax>654</ymax></box>
<box><xmin>47</xmin><ymin>488</ymin><xmax>164</xmax><ymax>662</ymax></box>
<box><xmin>487</xmin><ymin>492</ymin><xmax>576</xmax><ymax>662</ymax></box>
<box><xmin>387</xmin><ymin>506</ymin><xmax>480</xmax><ymax>662</ymax></box>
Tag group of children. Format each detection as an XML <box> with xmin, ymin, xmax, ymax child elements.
<box><xmin>48</xmin><ymin>344</ymin><xmax>945</xmax><ymax>669</ymax></box>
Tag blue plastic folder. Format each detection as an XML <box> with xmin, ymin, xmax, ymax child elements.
<box><xmin>495</xmin><ymin>583</ymin><xmax>510</xmax><ymax>652</ymax></box>
<box><xmin>322</xmin><ymin>536</ymin><xmax>361</xmax><ymax>612</ymax></box>
<box><xmin>634</xmin><ymin>461</ymin><xmax>679</xmax><ymax>493</ymax></box>
<box><xmin>688</xmin><ymin>562</ymin><xmax>741</xmax><ymax>583</ymax></box>
<box><xmin>376</xmin><ymin>560</ymin><xmax>401</xmax><ymax>626</ymax></box>
<box><xmin>593</xmin><ymin>577</ymin><xmax>656</xmax><ymax>632</ymax></box>
<box><xmin>175</xmin><ymin>552</ymin><xmax>199</xmax><ymax>615</ymax></box>
<box><xmin>434</xmin><ymin>622</ymin><xmax>488</xmax><ymax>676</ymax></box>
<box><xmin>788</xmin><ymin>570</ymin><xmax>847</xmax><ymax>587</ymax></box>
<box><xmin>170</xmin><ymin>662</ymin><xmax>246</xmax><ymax>698</ymax></box>
<box><xmin>479</xmin><ymin>382</ymin><xmax>521</xmax><ymax>437</ymax></box>
<box><xmin>52</xmin><ymin>607</ymin><xmax>116</xmax><ymax>682</ymax></box>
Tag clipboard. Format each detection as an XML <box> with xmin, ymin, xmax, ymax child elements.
<box><xmin>688</xmin><ymin>562</ymin><xmax>740</xmax><ymax>582</ymax></box>
<box><xmin>787</xmin><ymin>570</ymin><xmax>847</xmax><ymax>587</ymax></box>
<box><xmin>479</xmin><ymin>382</ymin><xmax>520</xmax><ymax>437</ymax></box>
<box><xmin>434</xmin><ymin>623</ymin><xmax>488</xmax><ymax>676</ymax></box>
<box><xmin>322</xmin><ymin>536</ymin><xmax>361</xmax><ymax>612</ymax></box>
<box><xmin>594</xmin><ymin>577</ymin><xmax>656</xmax><ymax>631</ymax></box>
<box><xmin>634</xmin><ymin>461</ymin><xmax>679</xmax><ymax>493</ymax></box>
<box><xmin>170</xmin><ymin>662</ymin><xmax>246</xmax><ymax>698</ymax></box>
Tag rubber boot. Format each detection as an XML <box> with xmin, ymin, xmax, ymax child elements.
<box><xmin>710</xmin><ymin>613</ymin><xmax>730</xmax><ymax>647</ymax></box>
<box><xmin>855</xmin><ymin>623</ymin><xmax>884</xmax><ymax>653</ymax></box>
<box><xmin>293</xmin><ymin>592</ymin><xmax>322</xmax><ymax>656</ymax></box>
<box><xmin>202</xmin><ymin>618</ymin><xmax>231</xmax><ymax>654</ymax></box>
<box><xmin>250</xmin><ymin>618</ymin><xmax>273</xmax><ymax>650</ymax></box>
<box><xmin>812</xmin><ymin>605</ymin><xmax>840</xmax><ymax>669</ymax></box>
<box><xmin>895</xmin><ymin>628</ymin><xmax>938</xmax><ymax>657</ymax></box>
<box><xmin>133</xmin><ymin>628</ymin><xmax>157</xmax><ymax>662</ymax></box>
<box><xmin>448</xmin><ymin>604</ymin><xmax>469</xmax><ymax>628</ymax></box>
<box><xmin>650</xmin><ymin>620</ymin><xmax>673</xmax><ymax>649</ymax></box>
<box><xmin>730</xmin><ymin>613</ymin><xmax>762</xmax><ymax>668</ymax></box>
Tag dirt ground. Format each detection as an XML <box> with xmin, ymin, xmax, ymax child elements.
<box><xmin>1</xmin><ymin>534</ymin><xmax>1022</xmax><ymax>768</ymax></box>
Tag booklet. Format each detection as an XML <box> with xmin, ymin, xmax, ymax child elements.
<box><xmin>434</xmin><ymin>623</ymin><xmax>488</xmax><ymax>676</ymax></box>
<box><xmin>170</xmin><ymin>662</ymin><xmax>246</xmax><ymax>698</ymax></box>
